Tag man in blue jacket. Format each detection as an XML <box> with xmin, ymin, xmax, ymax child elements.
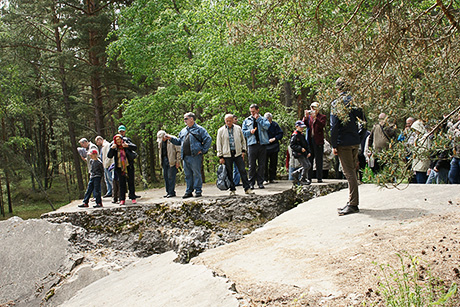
<box><xmin>168</xmin><ymin>112</ymin><xmax>212</xmax><ymax>198</ymax></box>
<box><xmin>242</xmin><ymin>104</ymin><xmax>271</xmax><ymax>189</ymax></box>
<box><xmin>330</xmin><ymin>78</ymin><xmax>366</xmax><ymax>216</ymax></box>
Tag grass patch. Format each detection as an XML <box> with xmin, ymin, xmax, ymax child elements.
<box><xmin>366</xmin><ymin>253</ymin><xmax>458</xmax><ymax>306</ymax></box>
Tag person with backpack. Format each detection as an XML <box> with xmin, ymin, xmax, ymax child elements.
<box><xmin>216</xmin><ymin>114</ymin><xmax>254</xmax><ymax>196</ymax></box>
<box><xmin>167</xmin><ymin>112</ymin><xmax>212</xmax><ymax>198</ymax></box>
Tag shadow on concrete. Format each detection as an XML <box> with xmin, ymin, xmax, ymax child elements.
<box><xmin>359</xmin><ymin>208</ymin><xmax>430</xmax><ymax>221</ymax></box>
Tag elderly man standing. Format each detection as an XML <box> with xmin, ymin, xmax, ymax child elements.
<box><xmin>168</xmin><ymin>112</ymin><xmax>212</xmax><ymax>198</ymax></box>
<box><xmin>95</xmin><ymin>136</ymin><xmax>114</xmax><ymax>198</ymax></box>
<box><xmin>157</xmin><ymin>130</ymin><xmax>181</xmax><ymax>198</ymax></box>
<box><xmin>264</xmin><ymin>112</ymin><xmax>283</xmax><ymax>184</ymax></box>
<box><xmin>330</xmin><ymin>78</ymin><xmax>366</xmax><ymax>216</ymax></box>
<box><xmin>242</xmin><ymin>104</ymin><xmax>270</xmax><ymax>189</ymax></box>
<box><xmin>217</xmin><ymin>114</ymin><xmax>255</xmax><ymax>196</ymax></box>
<box><xmin>78</xmin><ymin>138</ymin><xmax>99</xmax><ymax>175</ymax></box>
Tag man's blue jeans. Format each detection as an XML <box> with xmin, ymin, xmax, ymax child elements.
<box><xmin>162</xmin><ymin>156</ymin><xmax>178</xmax><ymax>196</ymax></box>
<box><xmin>183</xmin><ymin>155</ymin><xmax>203</xmax><ymax>194</ymax></box>
<box><xmin>448</xmin><ymin>157</ymin><xmax>460</xmax><ymax>184</ymax></box>
<box><xmin>103</xmin><ymin>168</ymin><xmax>113</xmax><ymax>195</ymax></box>
<box><xmin>83</xmin><ymin>176</ymin><xmax>102</xmax><ymax>204</ymax></box>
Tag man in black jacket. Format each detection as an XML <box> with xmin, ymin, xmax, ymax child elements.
<box><xmin>264</xmin><ymin>112</ymin><xmax>284</xmax><ymax>183</ymax></box>
<box><xmin>330</xmin><ymin>78</ymin><xmax>366</xmax><ymax>216</ymax></box>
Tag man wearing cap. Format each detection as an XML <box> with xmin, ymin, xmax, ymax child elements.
<box><xmin>302</xmin><ymin>102</ymin><xmax>327</xmax><ymax>183</ymax></box>
<box><xmin>78</xmin><ymin>138</ymin><xmax>99</xmax><ymax>175</ymax></box>
<box><xmin>330</xmin><ymin>78</ymin><xmax>366</xmax><ymax>216</ymax></box>
<box><xmin>95</xmin><ymin>136</ymin><xmax>114</xmax><ymax>197</ymax></box>
<box><xmin>290</xmin><ymin>120</ymin><xmax>312</xmax><ymax>185</ymax></box>
<box><xmin>167</xmin><ymin>112</ymin><xmax>212</xmax><ymax>198</ymax></box>
<box><xmin>157</xmin><ymin>130</ymin><xmax>181</xmax><ymax>198</ymax></box>
<box><xmin>242</xmin><ymin>104</ymin><xmax>270</xmax><ymax>189</ymax></box>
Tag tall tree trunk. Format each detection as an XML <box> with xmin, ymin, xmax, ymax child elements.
<box><xmin>87</xmin><ymin>0</ymin><xmax>105</xmax><ymax>135</ymax></box>
<box><xmin>5</xmin><ymin>170</ymin><xmax>12</xmax><ymax>214</ymax></box>
<box><xmin>0</xmin><ymin>174</ymin><xmax>4</xmax><ymax>217</ymax></box>
<box><xmin>52</xmin><ymin>5</ymin><xmax>85</xmax><ymax>195</ymax></box>
<box><xmin>283</xmin><ymin>81</ymin><xmax>293</xmax><ymax>107</ymax></box>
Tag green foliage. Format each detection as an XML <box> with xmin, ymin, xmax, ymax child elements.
<box><xmin>370</xmin><ymin>253</ymin><xmax>458</xmax><ymax>306</ymax></box>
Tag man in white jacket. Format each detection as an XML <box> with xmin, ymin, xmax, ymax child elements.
<box><xmin>95</xmin><ymin>136</ymin><xmax>114</xmax><ymax>197</ymax></box>
<box><xmin>217</xmin><ymin>114</ymin><xmax>254</xmax><ymax>195</ymax></box>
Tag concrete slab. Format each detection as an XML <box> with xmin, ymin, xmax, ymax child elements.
<box><xmin>61</xmin><ymin>251</ymin><xmax>239</xmax><ymax>307</ymax></box>
<box><xmin>193</xmin><ymin>184</ymin><xmax>460</xmax><ymax>295</ymax></box>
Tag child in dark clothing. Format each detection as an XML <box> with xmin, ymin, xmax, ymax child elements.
<box><xmin>79</xmin><ymin>149</ymin><xmax>104</xmax><ymax>208</ymax></box>
<box><xmin>290</xmin><ymin>120</ymin><xmax>312</xmax><ymax>185</ymax></box>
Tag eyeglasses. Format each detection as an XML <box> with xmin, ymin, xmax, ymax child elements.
<box><xmin>184</xmin><ymin>117</ymin><xmax>189</xmax><ymax>121</ymax></box>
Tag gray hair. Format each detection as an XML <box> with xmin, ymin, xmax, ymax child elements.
<box><xmin>184</xmin><ymin>112</ymin><xmax>196</xmax><ymax>121</ymax></box>
<box><xmin>79</xmin><ymin>138</ymin><xmax>88</xmax><ymax>144</ymax></box>
<box><xmin>264</xmin><ymin>112</ymin><xmax>272</xmax><ymax>119</ymax></box>
<box><xmin>224</xmin><ymin>114</ymin><xmax>234</xmax><ymax>120</ymax></box>
<box><xmin>95</xmin><ymin>136</ymin><xmax>103</xmax><ymax>142</ymax></box>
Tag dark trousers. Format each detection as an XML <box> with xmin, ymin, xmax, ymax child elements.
<box><xmin>265</xmin><ymin>151</ymin><xmax>279</xmax><ymax>181</ymax></box>
<box><xmin>248</xmin><ymin>143</ymin><xmax>267</xmax><ymax>187</ymax></box>
<box><xmin>224</xmin><ymin>154</ymin><xmax>250</xmax><ymax>191</ymax></box>
<box><xmin>337</xmin><ymin>145</ymin><xmax>360</xmax><ymax>206</ymax></box>
<box><xmin>162</xmin><ymin>156</ymin><xmax>177</xmax><ymax>196</ymax></box>
<box><xmin>83</xmin><ymin>176</ymin><xmax>102</xmax><ymax>204</ymax></box>
<box><xmin>116</xmin><ymin>165</ymin><xmax>135</xmax><ymax>201</ymax></box>
<box><xmin>308</xmin><ymin>138</ymin><xmax>324</xmax><ymax>181</ymax></box>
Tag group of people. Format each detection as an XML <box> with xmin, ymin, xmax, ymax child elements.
<box><xmin>79</xmin><ymin>77</ymin><xmax>460</xmax><ymax>217</ymax></box>
<box><xmin>77</xmin><ymin>125</ymin><xmax>138</xmax><ymax>208</ymax></box>
<box><xmin>156</xmin><ymin>78</ymin><xmax>361</xmax><ymax>218</ymax></box>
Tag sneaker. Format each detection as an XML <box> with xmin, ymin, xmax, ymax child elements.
<box><xmin>120</xmin><ymin>200</ymin><xmax>126</xmax><ymax>206</ymax></box>
<box><xmin>300</xmin><ymin>179</ymin><xmax>311</xmax><ymax>185</ymax></box>
<box><xmin>258</xmin><ymin>184</ymin><xmax>265</xmax><ymax>189</ymax></box>
<box><xmin>103</xmin><ymin>194</ymin><xmax>112</xmax><ymax>198</ymax></box>
<box><xmin>338</xmin><ymin>205</ymin><xmax>359</xmax><ymax>216</ymax></box>
<box><xmin>245</xmin><ymin>189</ymin><xmax>255</xmax><ymax>195</ymax></box>
<box><xmin>317</xmin><ymin>179</ymin><xmax>323</xmax><ymax>183</ymax></box>
<box><xmin>194</xmin><ymin>193</ymin><xmax>202</xmax><ymax>198</ymax></box>
<box><xmin>78</xmin><ymin>203</ymin><xmax>89</xmax><ymax>208</ymax></box>
<box><xmin>337</xmin><ymin>202</ymin><xmax>349</xmax><ymax>211</ymax></box>
<box><xmin>182</xmin><ymin>193</ymin><xmax>193</xmax><ymax>199</ymax></box>
<box><xmin>93</xmin><ymin>203</ymin><xmax>103</xmax><ymax>208</ymax></box>
<box><xmin>229</xmin><ymin>190</ymin><xmax>236</xmax><ymax>196</ymax></box>
<box><xmin>132</xmin><ymin>199</ymin><xmax>137</xmax><ymax>204</ymax></box>
<box><xmin>263</xmin><ymin>180</ymin><xmax>270</xmax><ymax>185</ymax></box>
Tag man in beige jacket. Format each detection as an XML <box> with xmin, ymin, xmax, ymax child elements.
<box><xmin>217</xmin><ymin>114</ymin><xmax>254</xmax><ymax>195</ymax></box>
<box><xmin>157</xmin><ymin>130</ymin><xmax>181</xmax><ymax>198</ymax></box>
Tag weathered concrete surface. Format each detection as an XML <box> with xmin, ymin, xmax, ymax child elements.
<box><xmin>0</xmin><ymin>217</ymin><xmax>85</xmax><ymax>307</ymax></box>
<box><xmin>42</xmin><ymin>180</ymin><xmax>347</xmax><ymax>263</ymax></box>
<box><xmin>61</xmin><ymin>251</ymin><xmax>240</xmax><ymax>307</ymax></box>
<box><xmin>192</xmin><ymin>184</ymin><xmax>460</xmax><ymax>297</ymax></box>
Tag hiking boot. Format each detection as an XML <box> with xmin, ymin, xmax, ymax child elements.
<box><xmin>78</xmin><ymin>203</ymin><xmax>89</xmax><ymax>208</ymax></box>
<box><xmin>182</xmin><ymin>193</ymin><xmax>193</xmax><ymax>199</ymax></box>
<box><xmin>194</xmin><ymin>193</ymin><xmax>202</xmax><ymax>198</ymax></box>
<box><xmin>338</xmin><ymin>205</ymin><xmax>359</xmax><ymax>216</ymax></box>
<box><xmin>93</xmin><ymin>203</ymin><xmax>103</xmax><ymax>208</ymax></box>
<box><xmin>245</xmin><ymin>188</ymin><xmax>255</xmax><ymax>195</ymax></box>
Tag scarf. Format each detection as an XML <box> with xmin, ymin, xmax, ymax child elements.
<box><xmin>114</xmin><ymin>134</ymin><xmax>129</xmax><ymax>175</ymax></box>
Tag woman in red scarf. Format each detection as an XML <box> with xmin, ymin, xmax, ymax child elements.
<box><xmin>108</xmin><ymin>134</ymin><xmax>137</xmax><ymax>205</ymax></box>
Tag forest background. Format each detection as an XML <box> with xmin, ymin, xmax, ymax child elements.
<box><xmin>0</xmin><ymin>0</ymin><xmax>458</xmax><ymax>219</ymax></box>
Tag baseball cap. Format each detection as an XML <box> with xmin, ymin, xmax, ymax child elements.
<box><xmin>311</xmin><ymin>102</ymin><xmax>320</xmax><ymax>109</ymax></box>
<box><xmin>90</xmin><ymin>149</ymin><xmax>98</xmax><ymax>155</ymax></box>
<box><xmin>295</xmin><ymin>120</ymin><xmax>306</xmax><ymax>128</ymax></box>
<box><xmin>118</xmin><ymin>125</ymin><xmax>126</xmax><ymax>132</ymax></box>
